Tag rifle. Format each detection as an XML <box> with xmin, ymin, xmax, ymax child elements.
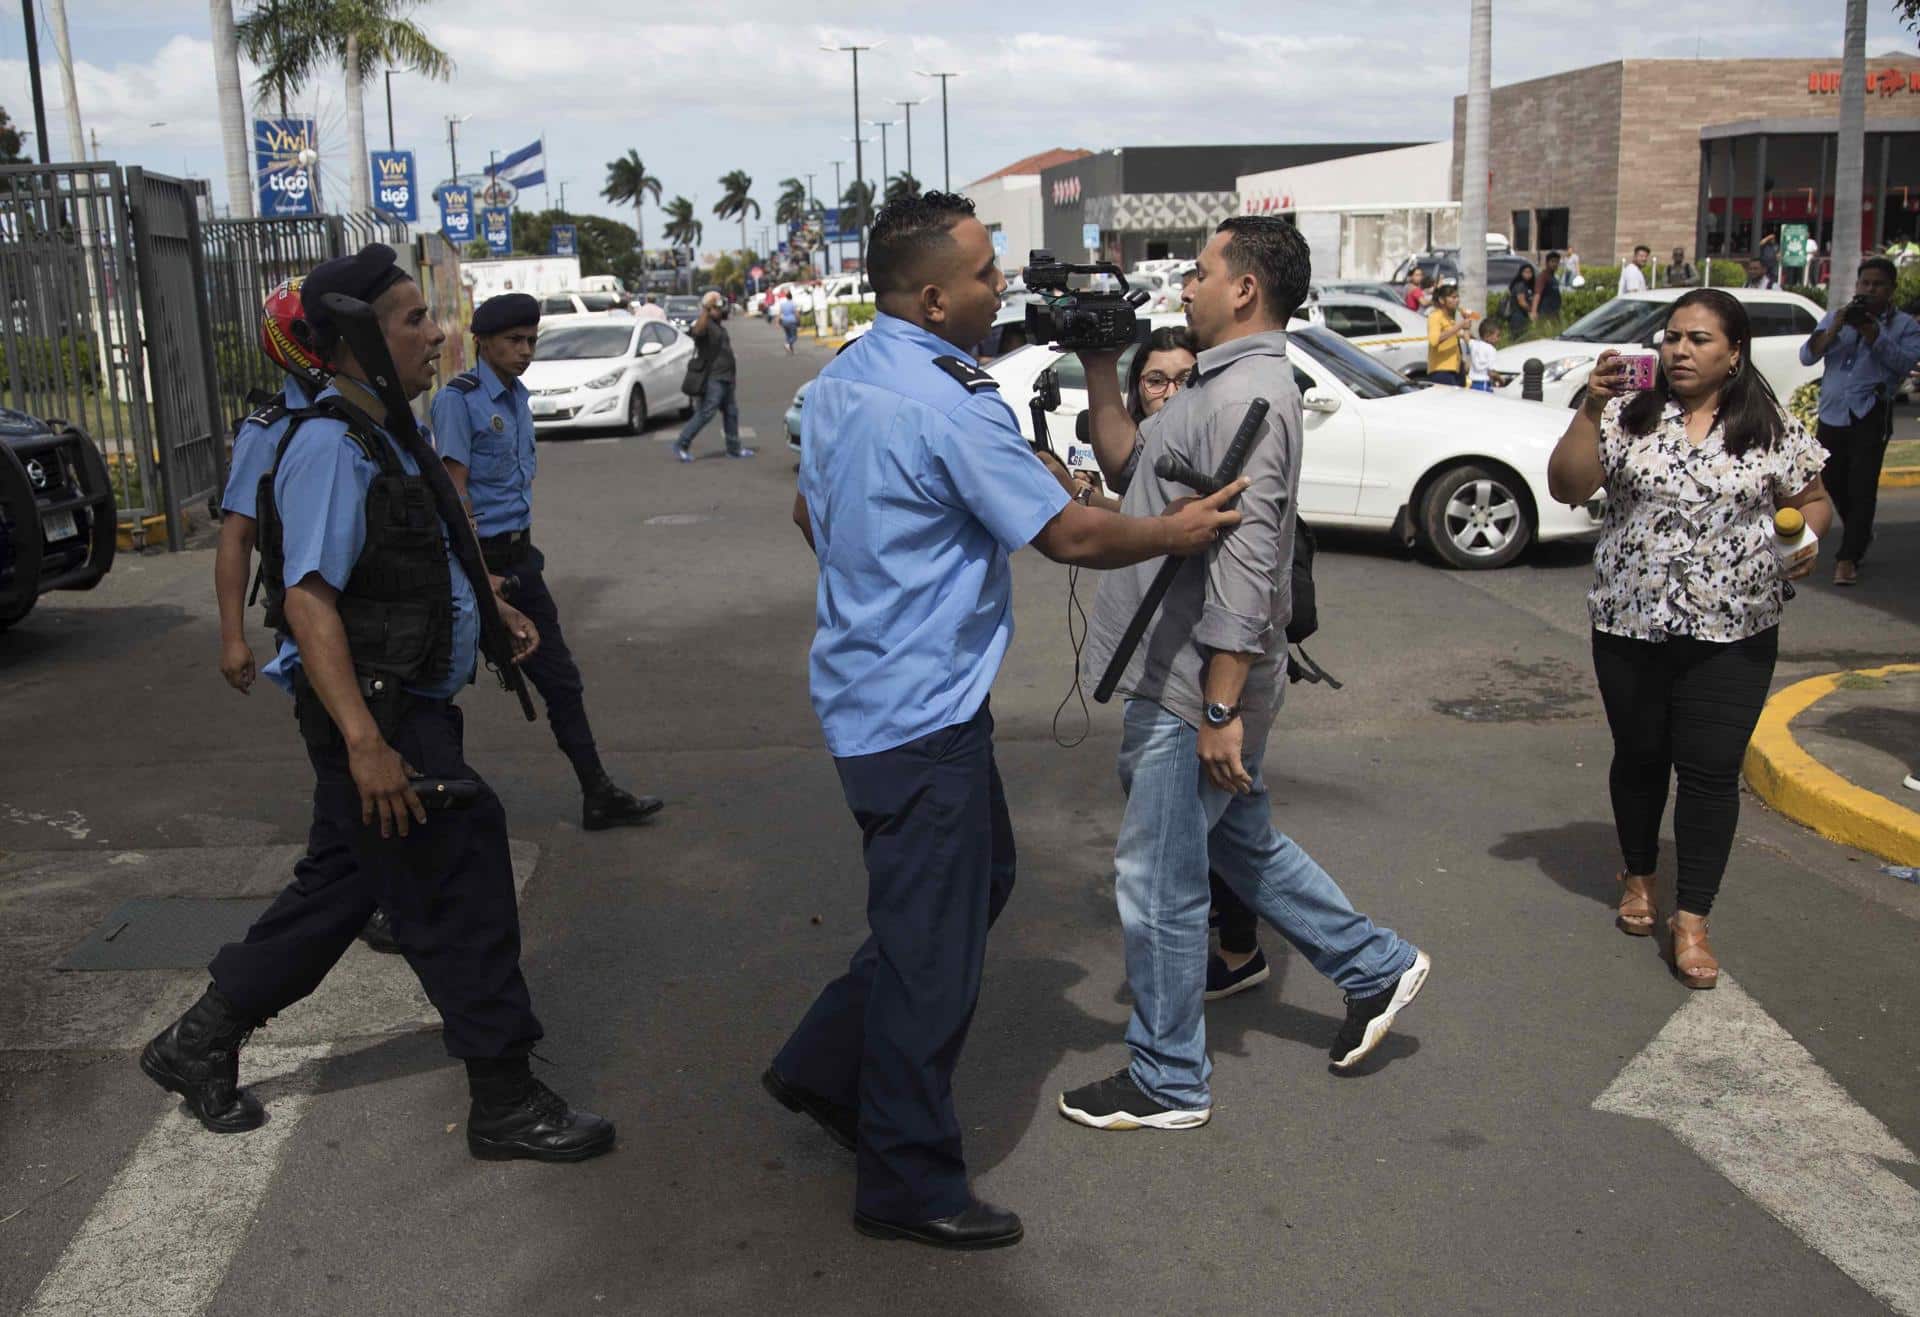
<box><xmin>1092</xmin><ymin>397</ymin><xmax>1270</xmax><ymax>704</ymax></box>
<box><xmin>317</xmin><ymin>291</ymin><xmax>538</xmax><ymax>723</ymax></box>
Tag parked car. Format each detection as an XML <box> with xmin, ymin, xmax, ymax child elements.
<box><xmin>539</xmin><ymin>291</ymin><xmax>626</xmax><ymax>318</ymax></box>
<box><xmin>1487</xmin><ymin>287</ymin><xmax>1824</xmax><ymax>409</ymax></box>
<box><xmin>793</xmin><ymin>274</ymin><xmax>875</xmax><ymax>315</ymax></box>
<box><xmin>662</xmin><ymin>295</ymin><xmax>704</xmax><ymax>330</ymax></box>
<box><xmin>1314</xmin><ymin>281</ymin><xmax>1407</xmax><ymax>308</ymax></box>
<box><xmin>1292</xmin><ymin>295</ymin><xmax>1431</xmax><ymax>376</ymax></box>
<box><xmin>785</xmin><ymin>379</ymin><xmax>809</xmax><ymax>455</ymax></box>
<box><xmin>985</xmin><ymin>313</ymin><xmax>1602</xmax><ymax>569</ymax></box>
<box><xmin>1123</xmin><ymin>267</ymin><xmax>1185</xmax><ymax>313</ymax></box>
<box><xmin>1393</xmin><ymin>250</ymin><xmax>1532</xmax><ymax>291</ymax></box>
<box><xmin>522</xmin><ymin>318</ymin><xmax>695</xmax><ymax>436</ymax></box>
<box><xmin>0</xmin><ymin>408</ymin><xmax>116</xmax><ymax>631</ymax></box>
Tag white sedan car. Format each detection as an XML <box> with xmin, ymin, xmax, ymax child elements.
<box><xmin>1489</xmin><ymin>287</ymin><xmax>1824</xmax><ymax>409</ymax></box>
<box><xmin>522</xmin><ymin>317</ymin><xmax>695</xmax><ymax>436</ymax></box>
<box><xmin>1293</xmin><ymin>295</ymin><xmax>1431</xmax><ymax>377</ymax></box>
<box><xmin>987</xmin><ymin>315</ymin><xmax>1603</xmax><ymax>569</ymax></box>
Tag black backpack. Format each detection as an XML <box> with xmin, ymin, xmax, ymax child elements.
<box><xmin>1286</xmin><ymin>518</ymin><xmax>1339</xmax><ymax>688</ymax></box>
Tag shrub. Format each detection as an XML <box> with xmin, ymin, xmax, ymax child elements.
<box><xmin>1787</xmin><ymin>380</ymin><xmax>1820</xmax><ymax>431</ymax></box>
<box><xmin>847</xmin><ymin>302</ymin><xmax>877</xmax><ymax>326</ymax></box>
<box><xmin>1787</xmin><ymin>283</ymin><xmax>1828</xmax><ymax>309</ymax></box>
<box><xmin>0</xmin><ymin>335</ymin><xmax>98</xmax><ymax>393</ymax></box>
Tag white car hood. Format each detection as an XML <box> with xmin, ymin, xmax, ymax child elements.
<box><xmin>1367</xmin><ymin>384</ymin><xmax>1566</xmax><ymax>446</ymax></box>
<box><xmin>523</xmin><ymin>358</ymin><xmax>630</xmax><ymax>390</ymax></box>
<box><xmin>1488</xmin><ymin>338</ymin><xmax>1609</xmax><ymax>372</ymax></box>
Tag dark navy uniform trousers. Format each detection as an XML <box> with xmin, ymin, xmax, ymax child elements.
<box><xmin>502</xmin><ymin>545</ymin><xmax>602</xmax><ymax>785</ymax></box>
<box><xmin>774</xmin><ymin>704</ymin><xmax>1016</xmax><ymax>1222</ymax></box>
<box><xmin>210</xmin><ymin>698</ymin><xmax>542</xmax><ymax>1059</ymax></box>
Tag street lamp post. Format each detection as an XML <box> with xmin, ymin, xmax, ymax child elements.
<box><xmin>916</xmin><ymin>71</ymin><xmax>960</xmax><ymax>192</ymax></box>
<box><xmin>841</xmin><ymin>135</ymin><xmax>873</xmax><ymax>266</ymax></box>
<box><xmin>866</xmin><ymin>119</ymin><xmax>897</xmax><ymax>200</ymax></box>
<box><xmin>383</xmin><ymin>69</ymin><xmax>398</xmax><ymax>150</ymax></box>
<box><xmin>823</xmin><ymin>41</ymin><xmax>882</xmax><ymax>271</ymax></box>
<box><xmin>890</xmin><ymin>98</ymin><xmax>926</xmax><ymax>192</ymax></box>
<box><xmin>444</xmin><ymin>114</ymin><xmax>469</xmax><ymax>186</ymax></box>
<box><xmin>829</xmin><ymin>159</ymin><xmax>845</xmax><ymax>274</ymax></box>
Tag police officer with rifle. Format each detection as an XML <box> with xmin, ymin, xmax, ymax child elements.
<box><xmin>140</xmin><ymin>245</ymin><xmax>615</xmax><ymax>1163</ymax></box>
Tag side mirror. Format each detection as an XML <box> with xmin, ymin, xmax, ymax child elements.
<box><xmin>1302</xmin><ymin>388</ymin><xmax>1342</xmax><ymax>415</ymax></box>
<box><xmin>640</xmin><ymin>341</ymin><xmax>664</xmax><ymax>357</ymax></box>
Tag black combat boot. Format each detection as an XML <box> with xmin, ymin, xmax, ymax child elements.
<box><xmin>358</xmin><ymin>908</ymin><xmax>402</xmax><ymax>954</ymax></box>
<box><xmin>139</xmin><ymin>985</ymin><xmax>266</xmax><ymax>1133</ymax></box>
<box><xmin>581</xmin><ymin>775</ymin><xmax>663</xmax><ymax>831</ymax></box>
<box><xmin>466</xmin><ymin>1063</ymin><xmax>616</xmax><ymax>1163</ymax></box>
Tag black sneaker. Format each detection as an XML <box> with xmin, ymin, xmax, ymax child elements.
<box><xmin>358</xmin><ymin>908</ymin><xmax>402</xmax><ymax>954</ymax></box>
<box><xmin>1330</xmin><ymin>949</ymin><xmax>1431</xmax><ymax>1072</ymax></box>
<box><xmin>1205</xmin><ymin>948</ymin><xmax>1270</xmax><ymax>1001</ymax></box>
<box><xmin>1057</xmin><ymin>1069</ymin><xmax>1209</xmax><ymax>1131</ymax></box>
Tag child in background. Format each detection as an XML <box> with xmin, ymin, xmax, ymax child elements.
<box><xmin>1467</xmin><ymin>319</ymin><xmax>1503</xmax><ymax>392</ymax></box>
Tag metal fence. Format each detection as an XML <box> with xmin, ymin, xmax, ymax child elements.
<box><xmin>0</xmin><ymin>163</ymin><xmax>157</xmax><ymax>537</ymax></box>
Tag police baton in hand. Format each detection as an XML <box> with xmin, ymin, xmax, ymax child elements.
<box><xmin>1092</xmin><ymin>397</ymin><xmax>1270</xmax><ymax>704</ymax></box>
<box><xmin>317</xmin><ymin>292</ymin><xmax>538</xmax><ymax>723</ymax></box>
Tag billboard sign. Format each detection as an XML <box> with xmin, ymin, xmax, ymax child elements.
<box><xmin>481</xmin><ymin>207</ymin><xmax>513</xmax><ymax>256</ymax></box>
<box><xmin>550</xmin><ymin>224</ymin><xmax>578</xmax><ymax>257</ymax></box>
<box><xmin>437</xmin><ymin>185</ymin><xmax>474</xmax><ymax>243</ymax></box>
<box><xmin>254</xmin><ymin>118</ymin><xmax>318</xmax><ymax>217</ymax></box>
<box><xmin>370</xmin><ymin>149</ymin><xmax>417</xmax><ymax>223</ymax></box>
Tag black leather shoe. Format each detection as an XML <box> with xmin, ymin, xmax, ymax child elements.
<box><xmin>762</xmin><ymin>1066</ymin><xmax>857</xmax><ymax>1152</ymax></box>
<box><xmin>582</xmin><ymin>780</ymin><xmax>664</xmax><ymax>831</ymax></box>
<box><xmin>139</xmin><ymin>986</ymin><xmax>266</xmax><ymax>1133</ymax></box>
<box><xmin>467</xmin><ymin>1079</ymin><xmax>616</xmax><ymax>1162</ymax></box>
<box><xmin>854</xmin><ymin>1200</ymin><xmax>1024</xmax><ymax>1250</ymax></box>
<box><xmin>358</xmin><ymin>909</ymin><xmax>401</xmax><ymax>954</ymax></box>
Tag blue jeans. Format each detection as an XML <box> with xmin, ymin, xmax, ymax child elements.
<box><xmin>782</xmin><ymin>321</ymin><xmax>798</xmax><ymax>347</ymax></box>
<box><xmin>1114</xmin><ymin>699</ymin><xmax>1415</xmax><ymax>1109</ymax></box>
<box><xmin>676</xmin><ymin>376</ymin><xmax>740</xmax><ymax>454</ymax></box>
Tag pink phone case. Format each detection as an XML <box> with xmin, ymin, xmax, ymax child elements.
<box><xmin>1619</xmin><ymin>353</ymin><xmax>1657</xmax><ymax>391</ymax></box>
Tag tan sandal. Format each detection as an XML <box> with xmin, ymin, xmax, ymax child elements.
<box><xmin>1668</xmin><ymin>915</ymin><xmax>1719</xmax><ymax>990</ymax></box>
<box><xmin>1615</xmin><ymin>872</ymin><xmax>1656</xmax><ymax>937</ymax></box>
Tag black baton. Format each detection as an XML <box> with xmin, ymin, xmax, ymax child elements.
<box><xmin>1092</xmin><ymin>397</ymin><xmax>1271</xmax><ymax>704</ymax></box>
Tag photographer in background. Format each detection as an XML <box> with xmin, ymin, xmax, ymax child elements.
<box><xmin>674</xmin><ymin>290</ymin><xmax>753</xmax><ymax>461</ymax></box>
<box><xmin>1798</xmin><ymin>256</ymin><xmax>1920</xmax><ymax>585</ymax></box>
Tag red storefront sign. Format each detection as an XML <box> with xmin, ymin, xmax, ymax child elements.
<box><xmin>1808</xmin><ymin>68</ymin><xmax>1920</xmax><ymax>95</ymax></box>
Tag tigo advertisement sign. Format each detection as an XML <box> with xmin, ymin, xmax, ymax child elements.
<box><xmin>550</xmin><ymin>224</ymin><xmax>577</xmax><ymax>257</ymax></box>
<box><xmin>370</xmin><ymin>150</ymin><xmax>418</xmax><ymax>223</ymax></box>
<box><xmin>481</xmin><ymin>207</ymin><xmax>513</xmax><ymax>256</ymax></box>
<box><xmin>437</xmin><ymin>185</ymin><xmax>474</xmax><ymax>243</ymax></box>
<box><xmin>254</xmin><ymin>118</ymin><xmax>317</xmax><ymax>218</ymax></box>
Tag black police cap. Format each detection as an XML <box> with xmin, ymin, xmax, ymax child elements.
<box><xmin>472</xmin><ymin>292</ymin><xmax>540</xmax><ymax>336</ymax></box>
<box><xmin>299</xmin><ymin>243</ymin><xmax>411</xmax><ymax>347</ymax></box>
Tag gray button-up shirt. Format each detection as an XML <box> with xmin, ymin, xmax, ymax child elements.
<box><xmin>1083</xmin><ymin>329</ymin><xmax>1302</xmax><ymax>734</ymax></box>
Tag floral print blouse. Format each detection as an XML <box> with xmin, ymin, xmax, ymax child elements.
<box><xmin>1588</xmin><ymin>397</ymin><xmax>1827</xmax><ymax>643</ymax></box>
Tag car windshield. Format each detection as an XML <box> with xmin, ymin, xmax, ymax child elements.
<box><xmin>578</xmin><ymin>293</ymin><xmax>622</xmax><ymax>312</ymax></box>
<box><xmin>665</xmin><ymin>297</ymin><xmax>700</xmax><ymax>315</ymax></box>
<box><xmin>1291</xmin><ymin>325</ymin><xmax>1421</xmax><ymax>399</ymax></box>
<box><xmin>535</xmin><ymin>325</ymin><xmax>634</xmax><ymax>360</ymax></box>
<box><xmin>1556</xmin><ymin>298</ymin><xmax>1669</xmax><ymax>344</ymax></box>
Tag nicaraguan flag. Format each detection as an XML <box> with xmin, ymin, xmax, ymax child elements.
<box><xmin>488</xmin><ymin>139</ymin><xmax>545</xmax><ymax>190</ymax></box>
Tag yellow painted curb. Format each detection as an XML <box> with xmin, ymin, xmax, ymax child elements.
<box><xmin>1743</xmin><ymin>663</ymin><xmax>1920</xmax><ymax>865</ymax></box>
<box><xmin>1883</xmin><ymin>465</ymin><xmax>1920</xmax><ymax>489</ymax></box>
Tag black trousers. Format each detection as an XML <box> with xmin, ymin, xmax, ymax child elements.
<box><xmin>1590</xmin><ymin>627</ymin><xmax>1778</xmax><ymax>917</ymax></box>
<box><xmin>1210</xmin><ymin>870</ymin><xmax>1259</xmax><ymax>955</ymax></box>
<box><xmin>503</xmin><ymin>544</ymin><xmax>604</xmax><ymax>789</ymax></box>
<box><xmin>210</xmin><ymin>698</ymin><xmax>543</xmax><ymax>1059</ymax></box>
<box><xmin>772</xmin><ymin>704</ymin><xmax>1015</xmax><ymax>1223</ymax></box>
<box><xmin>1817</xmin><ymin>403</ymin><xmax>1892</xmax><ymax>564</ymax></box>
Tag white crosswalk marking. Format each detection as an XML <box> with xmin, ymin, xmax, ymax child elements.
<box><xmin>1595</xmin><ymin>974</ymin><xmax>1920</xmax><ymax>1314</ymax></box>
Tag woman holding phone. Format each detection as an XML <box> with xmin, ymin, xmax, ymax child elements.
<box><xmin>1547</xmin><ymin>289</ymin><xmax>1832</xmax><ymax>989</ymax></box>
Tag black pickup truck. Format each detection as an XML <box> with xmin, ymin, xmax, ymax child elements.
<box><xmin>0</xmin><ymin>407</ymin><xmax>117</xmax><ymax>631</ymax></box>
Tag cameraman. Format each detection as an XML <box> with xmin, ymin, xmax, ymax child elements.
<box><xmin>1060</xmin><ymin>217</ymin><xmax>1427</xmax><ymax>1134</ymax></box>
<box><xmin>1800</xmin><ymin>256</ymin><xmax>1920</xmax><ymax>584</ymax></box>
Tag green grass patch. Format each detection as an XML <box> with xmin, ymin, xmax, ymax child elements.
<box><xmin>1888</xmin><ymin>438</ymin><xmax>1919</xmax><ymax>468</ymax></box>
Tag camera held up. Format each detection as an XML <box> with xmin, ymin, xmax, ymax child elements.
<box><xmin>1022</xmin><ymin>250</ymin><xmax>1150</xmax><ymax>353</ymax></box>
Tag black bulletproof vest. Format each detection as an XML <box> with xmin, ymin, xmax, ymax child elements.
<box><xmin>256</xmin><ymin>401</ymin><xmax>454</xmax><ymax>687</ymax></box>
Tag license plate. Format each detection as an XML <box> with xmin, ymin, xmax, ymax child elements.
<box><xmin>530</xmin><ymin>398</ymin><xmax>558</xmax><ymax>416</ymax></box>
<box><xmin>42</xmin><ymin>509</ymin><xmax>78</xmax><ymax>542</ymax></box>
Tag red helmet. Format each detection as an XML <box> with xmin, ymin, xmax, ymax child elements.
<box><xmin>260</xmin><ymin>278</ymin><xmax>330</xmax><ymax>387</ymax></box>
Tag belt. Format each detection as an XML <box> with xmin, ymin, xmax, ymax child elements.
<box><xmin>479</xmin><ymin>528</ymin><xmax>533</xmax><ymax>570</ymax></box>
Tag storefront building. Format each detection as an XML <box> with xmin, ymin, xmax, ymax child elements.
<box><xmin>1039</xmin><ymin>142</ymin><xmax>1414</xmax><ymax>269</ymax></box>
<box><xmin>1237</xmin><ymin>142</ymin><xmax>1459</xmax><ymax>280</ymax></box>
<box><xmin>963</xmin><ymin>148</ymin><xmax>1093</xmax><ymax>273</ymax></box>
<box><xmin>1451</xmin><ymin>57</ymin><xmax>1920</xmax><ymax>274</ymax></box>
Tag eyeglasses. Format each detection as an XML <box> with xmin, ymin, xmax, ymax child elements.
<box><xmin>1140</xmin><ymin>370</ymin><xmax>1195</xmax><ymax>395</ymax></box>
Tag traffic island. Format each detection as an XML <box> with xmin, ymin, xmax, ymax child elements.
<box><xmin>1744</xmin><ymin>664</ymin><xmax>1920</xmax><ymax>866</ymax></box>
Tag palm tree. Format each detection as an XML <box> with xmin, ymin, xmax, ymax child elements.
<box><xmin>841</xmin><ymin>179</ymin><xmax>876</xmax><ymax>236</ymax></box>
<box><xmin>713</xmin><ymin>169</ymin><xmax>760</xmax><ymax>258</ymax></box>
<box><xmin>210</xmin><ymin>0</ymin><xmax>253</xmax><ymax>216</ymax></box>
<box><xmin>775</xmin><ymin>177</ymin><xmax>808</xmax><ymax>227</ymax></box>
<box><xmin>1832</xmin><ymin>0</ymin><xmax>1868</xmax><ymax>284</ymax></box>
<box><xmin>885</xmin><ymin>172</ymin><xmax>921</xmax><ymax>205</ymax></box>
<box><xmin>662</xmin><ymin>195</ymin><xmax>703</xmax><ymax>293</ymax></box>
<box><xmin>237</xmin><ymin>0</ymin><xmax>453</xmax><ymax>215</ymax></box>
<box><xmin>602</xmin><ymin>149</ymin><xmax>662</xmax><ymax>261</ymax></box>
<box><xmin>1458</xmin><ymin>0</ymin><xmax>1490</xmax><ymax>316</ymax></box>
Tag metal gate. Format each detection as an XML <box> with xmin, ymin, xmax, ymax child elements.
<box><xmin>126</xmin><ymin>169</ymin><xmax>222</xmax><ymax>550</ymax></box>
<box><xmin>0</xmin><ymin>163</ymin><xmax>157</xmax><ymax>536</ymax></box>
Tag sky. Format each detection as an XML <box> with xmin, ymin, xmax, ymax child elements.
<box><xmin>0</xmin><ymin>0</ymin><xmax>1915</xmax><ymax>251</ymax></box>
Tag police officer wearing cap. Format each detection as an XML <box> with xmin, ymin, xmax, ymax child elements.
<box><xmin>141</xmin><ymin>245</ymin><xmax>615</xmax><ymax>1163</ymax></box>
<box><xmin>430</xmin><ymin>293</ymin><xmax>663</xmax><ymax>829</ymax></box>
<box><xmin>764</xmin><ymin>193</ymin><xmax>1244</xmax><ymax>1249</ymax></box>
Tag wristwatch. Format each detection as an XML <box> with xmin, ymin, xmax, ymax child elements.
<box><xmin>1203</xmin><ymin>702</ymin><xmax>1240</xmax><ymax>728</ymax></box>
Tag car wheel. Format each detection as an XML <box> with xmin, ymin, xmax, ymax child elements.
<box><xmin>1419</xmin><ymin>463</ymin><xmax>1534</xmax><ymax>570</ymax></box>
<box><xmin>0</xmin><ymin>592</ymin><xmax>33</xmax><ymax>632</ymax></box>
<box><xmin>624</xmin><ymin>386</ymin><xmax>648</xmax><ymax>436</ymax></box>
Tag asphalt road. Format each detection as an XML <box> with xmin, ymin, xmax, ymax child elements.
<box><xmin>3</xmin><ymin>318</ymin><xmax>1918</xmax><ymax>1316</ymax></box>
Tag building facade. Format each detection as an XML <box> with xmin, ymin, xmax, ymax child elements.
<box><xmin>963</xmin><ymin>148</ymin><xmax>1092</xmax><ymax>274</ymax></box>
<box><xmin>1452</xmin><ymin>57</ymin><xmax>1920</xmax><ymax>273</ymax></box>
<box><xmin>1237</xmin><ymin>142</ymin><xmax>1459</xmax><ymax>280</ymax></box>
<box><xmin>1039</xmin><ymin>142</ymin><xmax>1415</xmax><ymax>269</ymax></box>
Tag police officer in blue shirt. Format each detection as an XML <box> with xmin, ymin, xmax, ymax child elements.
<box><xmin>430</xmin><ymin>294</ymin><xmax>663</xmax><ymax>829</ymax></box>
<box><xmin>762</xmin><ymin>192</ymin><xmax>1245</xmax><ymax>1249</ymax></box>
<box><xmin>142</xmin><ymin>245</ymin><xmax>615</xmax><ymax>1164</ymax></box>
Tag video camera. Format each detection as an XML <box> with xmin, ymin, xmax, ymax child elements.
<box><xmin>1022</xmin><ymin>250</ymin><xmax>1150</xmax><ymax>352</ymax></box>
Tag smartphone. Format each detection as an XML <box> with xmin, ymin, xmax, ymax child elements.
<box><xmin>1616</xmin><ymin>351</ymin><xmax>1658</xmax><ymax>392</ymax></box>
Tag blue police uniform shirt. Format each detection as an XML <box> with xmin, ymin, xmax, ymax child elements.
<box><xmin>220</xmin><ymin>375</ymin><xmax>317</xmax><ymax>519</ymax></box>
<box><xmin>430</xmin><ymin>358</ymin><xmax>536</xmax><ymax>536</ymax></box>
<box><xmin>798</xmin><ymin>312</ymin><xmax>1069</xmax><ymax>758</ymax></box>
<box><xmin>1799</xmin><ymin>305</ymin><xmax>1920</xmax><ymax>426</ymax></box>
<box><xmin>260</xmin><ymin>384</ymin><xmax>480</xmax><ymax>702</ymax></box>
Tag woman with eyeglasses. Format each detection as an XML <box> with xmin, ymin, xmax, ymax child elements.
<box><xmin>1048</xmin><ymin>326</ymin><xmax>1198</xmax><ymax>510</ymax></box>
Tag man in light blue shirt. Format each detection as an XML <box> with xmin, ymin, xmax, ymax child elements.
<box><xmin>765</xmin><ymin>192</ymin><xmax>1245</xmax><ymax>1250</ymax></box>
<box><xmin>430</xmin><ymin>294</ymin><xmax>662</xmax><ymax>829</ymax></box>
<box><xmin>1800</xmin><ymin>255</ymin><xmax>1920</xmax><ymax>582</ymax></box>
